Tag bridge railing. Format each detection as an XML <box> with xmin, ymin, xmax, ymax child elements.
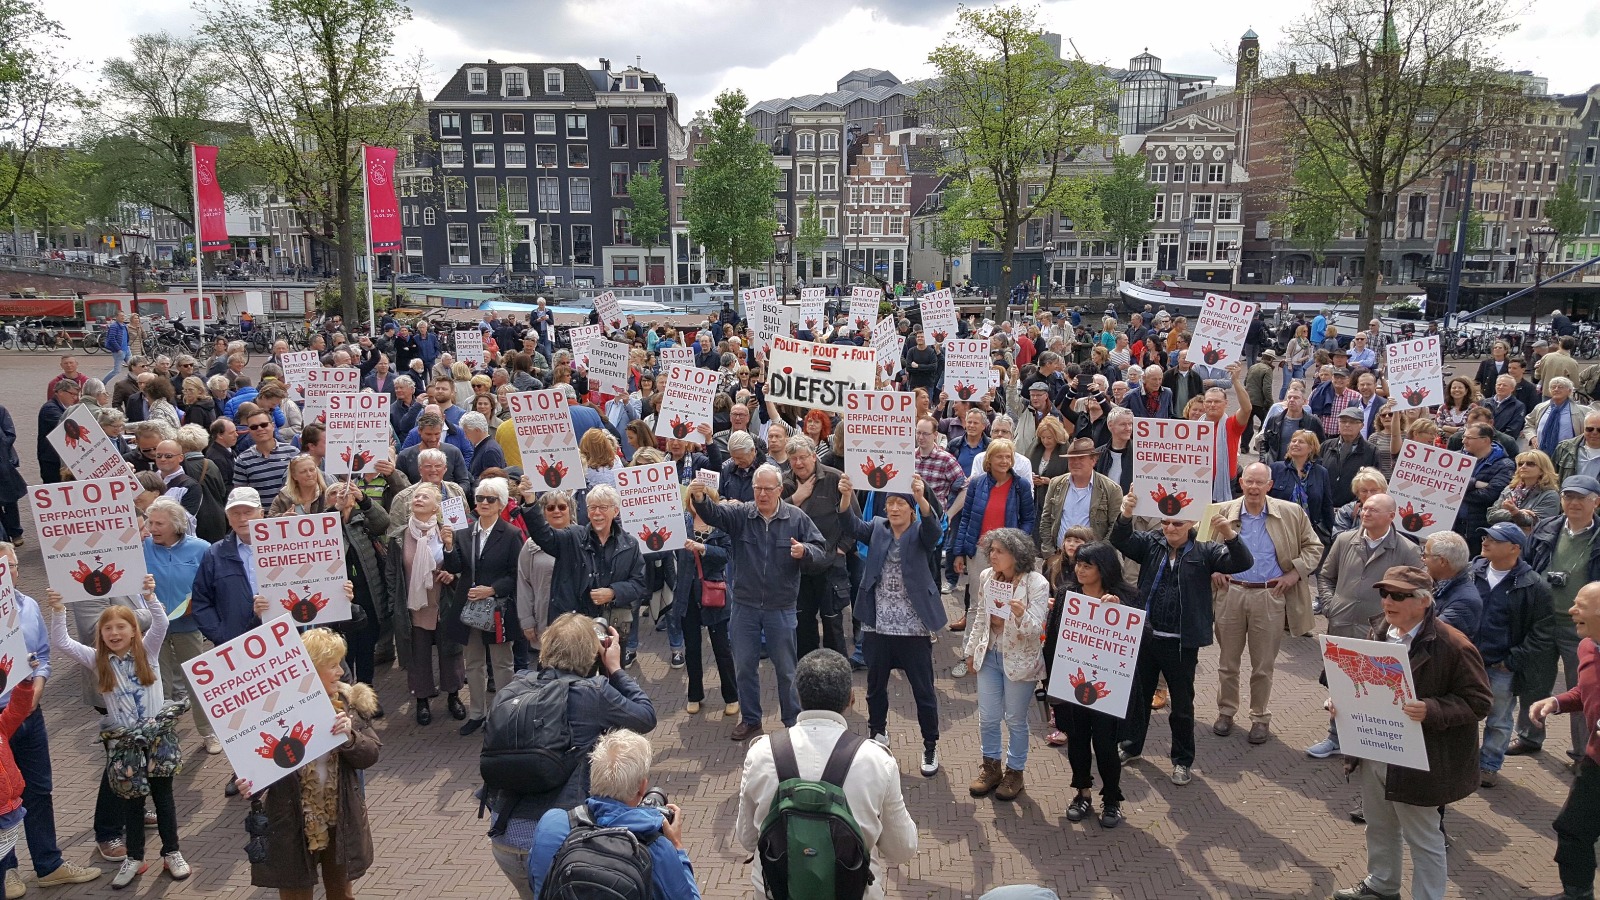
<box><xmin>0</xmin><ymin>252</ymin><xmax>125</xmax><ymax>286</ymax></box>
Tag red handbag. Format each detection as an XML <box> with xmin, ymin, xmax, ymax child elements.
<box><xmin>694</xmin><ymin>550</ymin><xmax>726</xmax><ymax>609</ymax></box>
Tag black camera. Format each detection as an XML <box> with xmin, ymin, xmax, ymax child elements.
<box><xmin>592</xmin><ymin>616</ymin><xmax>612</xmax><ymax>647</ymax></box>
<box><xmin>1549</xmin><ymin>571</ymin><xmax>1569</xmax><ymax>588</ymax></box>
<box><xmin>641</xmin><ymin>788</ymin><xmax>674</xmax><ymax>824</ymax></box>
<box><xmin>244</xmin><ymin>798</ymin><xmax>270</xmax><ymax>864</ymax></box>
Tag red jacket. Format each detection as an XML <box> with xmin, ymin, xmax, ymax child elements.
<box><xmin>0</xmin><ymin>679</ymin><xmax>36</xmax><ymax>817</ymax></box>
<box><xmin>1554</xmin><ymin>637</ymin><xmax>1600</xmax><ymax>766</ymax></box>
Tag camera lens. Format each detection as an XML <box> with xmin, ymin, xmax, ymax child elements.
<box><xmin>641</xmin><ymin>788</ymin><xmax>673</xmax><ymax>823</ymax></box>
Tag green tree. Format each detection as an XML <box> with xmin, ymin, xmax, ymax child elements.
<box><xmin>683</xmin><ymin>90</ymin><xmax>781</xmax><ymax>288</ymax></box>
<box><xmin>1096</xmin><ymin>151</ymin><xmax>1158</xmax><ymax>283</ymax></box>
<box><xmin>1274</xmin><ymin>149</ymin><xmax>1351</xmax><ymax>283</ymax></box>
<box><xmin>1260</xmin><ymin>0</ymin><xmax>1524</xmax><ymax>322</ymax></box>
<box><xmin>625</xmin><ymin>161</ymin><xmax>668</xmax><ymax>284</ymax></box>
<box><xmin>485</xmin><ymin>188</ymin><xmax>518</xmax><ymax>284</ymax></box>
<box><xmin>201</xmin><ymin>0</ymin><xmax>423</xmax><ymax>326</ymax></box>
<box><xmin>0</xmin><ymin>0</ymin><xmax>78</xmax><ymax>223</ymax></box>
<box><xmin>923</xmin><ymin>4</ymin><xmax>1115</xmax><ymax>320</ymax></box>
<box><xmin>793</xmin><ymin>196</ymin><xmax>826</xmax><ymax>283</ymax></box>
<box><xmin>1547</xmin><ymin>178</ymin><xmax>1586</xmax><ymax>259</ymax></box>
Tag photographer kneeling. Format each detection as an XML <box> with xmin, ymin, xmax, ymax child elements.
<box><xmin>527</xmin><ymin>729</ymin><xmax>699</xmax><ymax>900</ymax></box>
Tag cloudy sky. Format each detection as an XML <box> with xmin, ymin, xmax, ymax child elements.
<box><xmin>40</xmin><ymin>0</ymin><xmax>1600</xmax><ymax>117</ymax></box>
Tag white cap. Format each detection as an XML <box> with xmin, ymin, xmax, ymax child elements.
<box><xmin>225</xmin><ymin>487</ymin><xmax>262</xmax><ymax>511</ymax></box>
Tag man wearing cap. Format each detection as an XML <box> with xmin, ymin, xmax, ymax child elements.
<box><xmin>1006</xmin><ymin>379</ymin><xmax>1061</xmax><ymax>459</ymax></box>
<box><xmin>1468</xmin><ymin>522</ymin><xmax>1555</xmax><ymax>788</ymax></box>
<box><xmin>1527</xmin><ymin>376</ymin><xmax>1591</xmax><ymax>458</ymax></box>
<box><xmin>1122</xmin><ymin>366</ymin><xmax>1173</xmax><ymax>421</ymax></box>
<box><xmin>1516</xmin><ymin>474</ymin><xmax>1600</xmax><ymax>762</ymax></box>
<box><xmin>1315</xmin><ymin>366</ymin><xmax>1363</xmax><ymax>436</ymax></box>
<box><xmin>1330</xmin><ymin>565</ymin><xmax>1490</xmax><ymax>900</ymax></box>
<box><xmin>1210</xmin><ymin>462</ymin><xmax>1322</xmax><ymax>745</ymax></box>
<box><xmin>1038</xmin><ymin>437</ymin><xmax>1123</xmax><ymax>551</ymax></box>
<box><xmin>1309</xmin><ymin>493</ymin><xmax>1423</xmax><ymax>758</ymax></box>
<box><xmin>1320</xmin><ymin>406</ymin><xmax>1379</xmax><ymax>509</ymax></box>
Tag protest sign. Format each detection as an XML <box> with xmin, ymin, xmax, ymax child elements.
<box><xmin>919</xmin><ymin>289</ymin><xmax>957</xmax><ymax>345</ymax></box>
<box><xmin>799</xmin><ymin>288</ymin><xmax>827</xmax><ymax>335</ymax></box>
<box><xmin>1388</xmin><ymin>440</ymin><xmax>1475</xmax><ymax>538</ymax></box>
<box><xmin>507</xmin><ymin>390</ymin><xmax>586</xmax><ymax>492</ymax></box>
<box><xmin>441</xmin><ymin>495</ymin><xmax>470</xmax><ymax>530</ymax></box>
<box><xmin>978</xmin><ymin>320</ymin><xmax>994</xmax><ymax>339</ymax></box>
<box><xmin>250</xmin><ymin>512</ymin><xmax>350</xmax><ymax>625</ymax></box>
<box><xmin>655</xmin><ymin>363</ymin><xmax>719</xmax><ymax>443</ymax></box>
<box><xmin>659</xmin><ymin>345</ymin><xmax>696</xmax><ymax>367</ymax></box>
<box><xmin>759</xmin><ymin>301</ymin><xmax>789</xmax><ymax>355</ymax></box>
<box><xmin>568</xmin><ymin>324</ymin><xmax>604</xmax><ymax>369</ymax></box>
<box><xmin>0</xmin><ymin>555</ymin><xmax>30</xmax><ymax>683</ymax></box>
<box><xmin>279</xmin><ymin>350</ymin><xmax>320</xmax><ymax>402</ymax></box>
<box><xmin>184</xmin><ymin>619</ymin><xmax>343</xmax><ymax>790</ymax></box>
<box><xmin>1131</xmin><ymin>418</ymin><xmax>1216</xmax><ymax>523</ymax></box>
<box><xmin>592</xmin><ymin>290</ymin><xmax>624</xmax><ymax>332</ymax></box>
<box><xmin>616</xmin><ymin>462</ymin><xmax>684</xmax><ymax>553</ymax></box>
<box><xmin>849</xmin><ymin>286</ymin><xmax>882</xmax><ymax>334</ymax></box>
<box><xmin>453</xmin><ymin>330</ymin><xmax>484</xmax><ymax>369</ymax></box>
<box><xmin>692</xmin><ymin>468</ymin><xmax>720</xmax><ymax>494</ymax></box>
<box><xmin>844</xmin><ymin>391</ymin><xmax>915</xmax><ymax>493</ymax></box>
<box><xmin>741</xmin><ymin>285</ymin><xmax>779</xmax><ymax>352</ymax></box>
<box><xmin>48</xmin><ymin>404</ymin><xmax>134</xmax><ymax>481</ymax></box>
<box><xmin>587</xmin><ymin>337</ymin><xmax>631</xmax><ymax>398</ymax></box>
<box><xmin>1191</xmin><ymin>293</ymin><xmax>1254</xmax><ymax>367</ymax></box>
<box><xmin>872</xmin><ymin>318</ymin><xmax>902</xmax><ymax>379</ymax></box>
<box><xmin>1045</xmin><ymin>592</ymin><xmax>1146</xmax><ymax>719</ymax></box>
<box><xmin>943</xmin><ymin>338</ymin><xmax>990</xmax><ymax>402</ymax></box>
<box><xmin>1321</xmin><ymin>634</ymin><xmax>1431</xmax><ymax>771</ymax></box>
<box><xmin>29</xmin><ymin>476</ymin><xmax>145</xmax><ymax>604</ymax></box>
<box><xmin>323</xmin><ymin>393</ymin><xmax>390</xmax><ymax>477</ymax></box>
<box><xmin>766</xmin><ymin>335</ymin><xmax>877</xmax><ymax>414</ymax></box>
<box><xmin>1386</xmin><ymin>336</ymin><xmax>1444</xmax><ymax>411</ymax></box>
<box><xmin>302</xmin><ymin>366</ymin><xmax>359</xmax><ymax>426</ymax></box>
<box><xmin>981</xmin><ymin>577</ymin><xmax>1013</xmax><ymax>621</ymax></box>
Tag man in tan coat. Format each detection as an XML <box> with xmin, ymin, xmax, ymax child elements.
<box><xmin>1036</xmin><ymin>438</ymin><xmax>1123</xmax><ymax>551</ymax></box>
<box><xmin>1209</xmin><ymin>462</ymin><xmax>1324</xmax><ymax>744</ymax></box>
<box><xmin>1536</xmin><ymin>336</ymin><xmax>1582</xmax><ymax>396</ymax></box>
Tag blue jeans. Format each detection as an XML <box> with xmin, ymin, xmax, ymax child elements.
<box><xmin>1479</xmin><ymin>664</ymin><xmax>1517</xmax><ymax>772</ymax></box>
<box><xmin>1</xmin><ymin>707</ymin><xmax>63</xmax><ymax>879</ymax></box>
<box><xmin>729</xmin><ymin>603</ymin><xmax>799</xmax><ymax>727</ymax></box>
<box><xmin>627</xmin><ymin>605</ymin><xmax>683</xmax><ymax>653</ymax></box>
<box><xmin>104</xmin><ymin>349</ymin><xmax>128</xmax><ymax>384</ymax></box>
<box><xmin>975</xmin><ymin>651</ymin><xmax>1034</xmax><ymax>771</ymax></box>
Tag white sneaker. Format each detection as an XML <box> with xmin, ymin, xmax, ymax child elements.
<box><xmin>920</xmin><ymin>746</ymin><xmax>941</xmax><ymax>777</ymax></box>
<box><xmin>203</xmin><ymin>734</ymin><xmax>222</xmax><ymax>755</ymax></box>
<box><xmin>5</xmin><ymin>868</ymin><xmax>23</xmax><ymax>900</ymax></box>
<box><xmin>162</xmin><ymin>852</ymin><xmax>190</xmax><ymax>881</ymax></box>
<box><xmin>110</xmin><ymin>859</ymin><xmax>147</xmax><ymax>890</ymax></box>
<box><xmin>870</xmin><ymin>732</ymin><xmax>889</xmax><ymax>748</ymax></box>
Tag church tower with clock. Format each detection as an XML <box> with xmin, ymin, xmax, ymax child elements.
<box><xmin>1238</xmin><ymin>28</ymin><xmax>1260</xmax><ymax>84</ymax></box>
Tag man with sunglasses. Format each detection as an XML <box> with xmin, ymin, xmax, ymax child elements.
<box><xmin>1553</xmin><ymin>411</ymin><xmax>1600</xmax><ymax>485</ymax></box>
<box><xmin>1331</xmin><ymin>565</ymin><xmax>1490</xmax><ymax>900</ymax></box>
<box><xmin>231</xmin><ymin>410</ymin><xmax>299</xmax><ymax>508</ymax></box>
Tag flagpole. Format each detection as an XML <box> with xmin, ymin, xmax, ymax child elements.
<box><xmin>191</xmin><ymin>144</ymin><xmax>204</xmax><ymax>325</ymax></box>
<box><xmin>361</xmin><ymin>145</ymin><xmax>376</xmax><ymax>333</ymax></box>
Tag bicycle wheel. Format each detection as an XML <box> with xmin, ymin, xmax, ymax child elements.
<box><xmin>80</xmin><ymin>329</ymin><xmax>103</xmax><ymax>355</ymax></box>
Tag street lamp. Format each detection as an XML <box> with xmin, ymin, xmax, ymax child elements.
<box><xmin>1227</xmin><ymin>246</ymin><xmax>1241</xmax><ymax>294</ymax></box>
<box><xmin>1529</xmin><ymin>225</ymin><xmax>1558</xmax><ymax>340</ymax></box>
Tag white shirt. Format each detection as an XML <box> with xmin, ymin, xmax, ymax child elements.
<box><xmin>1482</xmin><ymin>564</ymin><xmax>1511</xmax><ymax>590</ymax></box>
<box><xmin>736</xmin><ymin>710</ymin><xmax>917</xmax><ymax>900</ymax></box>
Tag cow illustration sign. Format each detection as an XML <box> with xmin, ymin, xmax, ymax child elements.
<box><xmin>943</xmin><ymin>339</ymin><xmax>989</xmax><ymax>402</ymax></box>
<box><xmin>183</xmin><ymin>619</ymin><xmax>343</xmax><ymax>790</ymax></box>
<box><xmin>1388</xmin><ymin>440</ymin><xmax>1474</xmax><ymax>538</ymax></box>
<box><xmin>1131</xmin><ymin>418</ymin><xmax>1216</xmax><ymax>523</ymax></box>
<box><xmin>919</xmin><ymin>288</ymin><xmax>957</xmax><ymax>346</ymax></box>
<box><xmin>507</xmin><ymin>390</ymin><xmax>586</xmax><ymax>492</ymax></box>
<box><xmin>616</xmin><ymin>462</ymin><xmax>684</xmax><ymax>553</ymax></box>
<box><xmin>1320</xmin><ymin>634</ymin><xmax>1430</xmax><ymax>771</ymax></box>
<box><xmin>799</xmin><ymin>287</ymin><xmax>827</xmax><ymax>335</ymax></box>
<box><xmin>29</xmin><ymin>476</ymin><xmax>146</xmax><ymax>604</ymax></box>
<box><xmin>250</xmin><ymin>513</ymin><xmax>350</xmax><ymax>625</ymax></box>
<box><xmin>1046</xmin><ymin>592</ymin><xmax>1146</xmax><ymax>719</ymax></box>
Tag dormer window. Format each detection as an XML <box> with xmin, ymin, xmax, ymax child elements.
<box><xmin>467</xmin><ymin>68</ymin><xmax>487</xmax><ymax>93</ymax></box>
<box><xmin>502</xmin><ymin>68</ymin><xmax>527</xmax><ymax>97</ymax></box>
<box><xmin>623</xmin><ymin>74</ymin><xmax>641</xmax><ymax>91</ymax></box>
<box><xmin>544</xmin><ymin>68</ymin><xmax>564</xmax><ymax>94</ymax></box>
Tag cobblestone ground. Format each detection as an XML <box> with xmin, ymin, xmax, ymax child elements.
<box><xmin>0</xmin><ymin>349</ymin><xmax>1579</xmax><ymax>899</ymax></box>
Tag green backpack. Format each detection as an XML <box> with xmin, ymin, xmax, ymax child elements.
<box><xmin>756</xmin><ymin>729</ymin><xmax>873</xmax><ymax>900</ymax></box>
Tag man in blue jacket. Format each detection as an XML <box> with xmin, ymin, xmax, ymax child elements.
<box><xmin>527</xmin><ymin>729</ymin><xmax>698</xmax><ymax>900</ymax></box>
<box><xmin>103</xmin><ymin>310</ymin><xmax>130</xmax><ymax>383</ymax></box>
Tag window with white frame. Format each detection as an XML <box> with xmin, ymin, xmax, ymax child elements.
<box><xmin>889</xmin><ymin>186</ymin><xmax>905</xmax><ymax>205</ymax></box>
<box><xmin>848</xmin><ymin>215</ymin><xmax>862</xmax><ymax>235</ymax></box>
<box><xmin>1191</xmin><ymin>194</ymin><xmax>1214</xmax><ymax>222</ymax></box>
<box><xmin>870</xmin><ymin>158</ymin><xmax>885</xmax><ymax>176</ymax></box>
<box><xmin>1152</xmin><ymin>194</ymin><xmax>1165</xmax><ymax>221</ymax></box>
<box><xmin>405</xmin><ymin>236</ymin><xmax>423</xmax><ymax>254</ymax></box>
<box><xmin>568</xmin><ymin>145</ymin><xmax>588</xmax><ymax>168</ymax></box>
<box><xmin>612</xmin><ymin>208</ymin><xmax>631</xmax><ymax>244</ymax></box>
<box><xmin>506</xmin><ymin>176</ymin><xmax>529</xmax><ymax>211</ymax></box>
<box><xmin>1150</xmin><ymin>163</ymin><xmax>1167</xmax><ymax>183</ymax></box>
<box><xmin>1217</xmin><ymin>194</ymin><xmax>1240</xmax><ymax>222</ymax></box>
<box><xmin>849</xmin><ymin>186</ymin><xmax>863</xmax><ymax>204</ymax></box>
<box><xmin>820</xmin><ymin>163</ymin><xmax>837</xmax><ymax>192</ymax></box>
<box><xmin>467</xmin><ymin>69</ymin><xmax>487</xmax><ymax>93</ymax></box>
<box><xmin>478</xmin><ymin>223</ymin><xmax>501</xmax><ymax>264</ymax></box>
<box><xmin>1214</xmin><ymin>229</ymin><xmax>1241</xmax><ymax>262</ymax></box>
<box><xmin>796</xmin><ymin>132</ymin><xmax>814</xmax><ymax>152</ymax></box>
<box><xmin>503</xmin><ymin>70</ymin><xmax>526</xmax><ymax>97</ymax></box>
<box><xmin>423</xmin><ymin>207</ymin><xmax>435</xmax><ymax>225</ymax></box>
<box><xmin>1208</xmin><ymin>163</ymin><xmax>1225</xmax><ymax>183</ymax></box>
<box><xmin>533</xmin><ymin>145</ymin><xmax>555</xmax><ymax>168</ymax></box>
<box><xmin>821</xmin><ymin>131</ymin><xmax>838</xmax><ymax>151</ymax></box>
<box><xmin>1187</xmin><ymin>232</ymin><xmax>1210</xmax><ymax>261</ymax></box>
<box><xmin>870</xmin><ymin>186</ymin><xmax>885</xmax><ymax>204</ymax></box>
<box><xmin>537</xmin><ymin>177</ymin><xmax>560</xmax><ymax>212</ymax></box>
<box><xmin>475</xmin><ymin>176</ymin><xmax>498</xmax><ymax>211</ymax></box>
<box><xmin>797</xmin><ymin>164</ymin><xmax>814</xmax><ymax>192</ymax></box>
<box><xmin>471</xmin><ymin>113</ymin><xmax>492</xmax><ymax>134</ymax></box>
<box><xmin>773</xmin><ymin>201</ymin><xmax>788</xmax><ymax>228</ymax></box>
<box><xmin>1172</xmin><ymin>164</ymin><xmax>1185</xmax><ymax>183</ymax></box>
<box><xmin>673</xmin><ymin>165</ymin><xmax>686</xmax><ymax>185</ymax></box>
<box><xmin>1190</xmin><ymin>163</ymin><xmax>1202</xmax><ymax>182</ymax></box>
<box><xmin>569</xmin><ymin>177</ymin><xmax>591</xmax><ymax>212</ymax></box>
<box><xmin>438</xmin><ymin>113</ymin><xmax>461</xmax><ymax>137</ymax></box>
<box><xmin>609</xmin><ymin>115</ymin><xmax>629</xmax><ymax>148</ymax></box>
<box><xmin>539</xmin><ymin>224</ymin><xmax>560</xmax><ymax>263</ymax></box>
<box><xmin>441</xmin><ymin>143</ymin><xmax>464</xmax><ymax>167</ymax></box>
<box><xmin>544</xmin><ymin>69</ymin><xmax>563</xmax><ymax>94</ymax></box>
<box><xmin>623</xmin><ymin>74</ymin><xmax>641</xmax><ymax>91</ymax></box>
<box><xmin>637</xmin><ymin>116</ymin><xmax>656</xmax><ymax>149</ymax></box>
<box><xmin>821</xmin><ymin>205</ymin><xmax>838</xmax><ymax>236</ymax></box>
<box><xmin>504</xmin><ymin>144</ymin><xmax>527</xmax><ymax>167</ymax></box>
<box><xmin>533</xmin><ymin>114</ymin><xmax>556</xmax><ymax>135</ymax></box>
<box><xmin>448</xmin><ymin>224</ymin><xmax>470</xmax><ymax>261</ymax></box>
<box><xmin>869</xmin><ymin>215</ymin><xmax>884</xmax><ymax>235</ymax></box>
<box><xmin>1170</xmin><ymin>194</ymin><xmax>1183</xmax><ymax>219</ymax></box>
<box><xmin>565</xmin><ymin>114</ymin><xmax>586</xmax><ymax>138</ymax></box>
<box><xmin>610</xmin><ymin>163</ymin><xmax>630</xmax><ymax>196</ymax></box>
<box><xmin>473</xmin><ymin>144</ymin><xmax>495</xmax><ymax>167</ymax></box>
<box><xmin>887</xmin><ymin>216</ymin><xmax>903</xmax><ymax>236</ymax></box>
<box><xmin>503</xmin><ymin>114</ymin><xmax>524</xmax><ymax>134</ymax></box>
<box><xmin>444</xmin><ymin>177</ymin><xmax>466</xmax><ymax>210</ymax></box>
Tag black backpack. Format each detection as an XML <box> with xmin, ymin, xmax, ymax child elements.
<box><xmin>536</xmin><ymin>804</ymin><xmax>655</xmax><ymax>900</ymax></box>
<box><xmin>480</xmin><ymin>671</ymin><xmax>581</xmax><ymax>802</ymax></box>
<box><xmin>756</xmin><ymin>729</ymin><xmax>873</xmax><ymax>900</ymax></box>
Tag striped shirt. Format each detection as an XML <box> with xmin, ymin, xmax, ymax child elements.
<box><xmin>233</xmin><ymin>442</ymin><xmax>298</xmax><ymax>507</ymax></box>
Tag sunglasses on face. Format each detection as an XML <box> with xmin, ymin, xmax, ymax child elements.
<box><xmin>474</xmin><ymin>496</ymin><xmax>500</xmax><ymax>505</ymax></box>
<box><xmin>1379</xmin><ymin>590</ymin><xmax>1416</xmax><ymax>602</ymax></box>
<box><xmin>248</xmin><ymin>422</ymin><xmax>274</xmax><ymax>430</ymax></box>
<box><xmin>544</xmin><ymin>503</ymin><xmax>568</xmax><ymax>512</ymax></box>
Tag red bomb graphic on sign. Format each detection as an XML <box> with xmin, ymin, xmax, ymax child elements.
<box><xmin>1070</xmin><ymin>668</ymin><xmax>1112</xmax><ymax>706</ymax></box>
<box><xmin>256</xmin><ymin>720</ymin><xmax>316</xmax><ymax>769</ymax></box>
<box><xmin>536</xmin><ymin>457</ymin><xmax>569</xmax><ymax>488</ymax></box>
<box><xmin>1149</xmin><ymin>484</ymin><xmax>1193</xmax><ymax>517</ymax></box>
<box><xmin>638</xmin><ymin>526</ymin><xmax>671</xmax><ymax>552</ymax></box>
<box><xmin>281</xmin><ymin>589</ymin><xmax>330</xmax><ymax>624</ymax></box>
<box><xmin>859</xmin><ymin>456</ymin><xmax>900</xmax><ymax>490</ymax></box>
<box><xmin>71</xmin><ymin>557</ymin><xmax>125</xmax><ymax>597</ymax></box>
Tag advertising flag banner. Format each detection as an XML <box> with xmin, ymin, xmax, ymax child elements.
<box><xmin>849</xmin><ymin>286</ymin><xmax>881</xmax><ymax>335</ymax></box>
<box><xmin>919</xmin><ymin>289</ymin><xmax>957</xmax><ymax>345</ymax></box>
<box><xmin>765</xmin><ymin>335</ymin><xmax>877</xmax><ymax>414</ymax></box>
<box><xmin>363</xmin><ymin>146</ymin><xmax>402</xmax><ymax>253</ymax></box>
<box><xmin>587</xmin><ymin>337</ymin><xmax>631</xmax><ymax>398</ymax></box>
<box><xmin>872</xmin><ymin>317</ymin><xmax>902</xmax><ymax>379</ymax></box>
<box><xmin>29</xmin><ymin>476</ymin><xmax>145</xmax><ymax>604</ymax></box>
<box><xmin>844</xmin><ymin>391</ymin><xmax>915</xmax><ymax>493</ymax></box>
<box><xmin>441</xmin><ymin>496</ymin><xmax>470</xmax><ymax>530</ymax></box>
<box><xmin>183</xmin><ymin>619</ymin><xmax>343</xmax><ymax>790</ymax></box>
<box><xmin>655</xmin><ymin>363</ymin><xmax>719</xmax><ymax>443</ymax></box>
<box><xmin>279</xmin><ymin>350</ymin><xmax>321</xmax><ymax>403</ymax></box>
<box><xmin>593</xmin><ymin>290</ymin><xmax>625</xmax><ymax>332</ymax></box>
<box><xmin>799</xmin><ymin>288</ymin><xmax>827</xmax><ymax>335</ymax></box>
<box><xmin>616</xmin><ymin>462</ymin><xmax>684</xmax><ymax>553</ymax></box>
<box><xmin>943</xmin><ymin>338</ymin><xmax>990</xmax><ymax>402</ymax></box>
<box><xmin>1191</xmin><ymin>293</ymin><xmax>1254</xmax><ymax>367</ymax></box>
<box><xmin>1386</xmin><ymin>336</ymin><xmax>1444</xmax><ymax>411</ymax></box>
<box><xmin>1388</xmin><ymin>440</ymin><xmax>1475</xmax><ymax>538</ymax></box>
<box><xmin>0</xmin><ymin>555</ymin><xmax>31</xmax><ymax>681</ymax></box>
<box><xmin>453</xmin><ymin>330</ymin><xmax>484</xmax><ymax>369</ymax></box>
<box><xmin>658</xmin><ymin>346</ymin><xmax>696</xmax><ymax>367</ymax></box>
<box><xmin>250</xmin><ymin>513</ymin><xmax>350</xmax><ymax>626</ymax></box>
<box><xmin>48</xmin><ymin>405</ymin><xmax>134</xmax><ymax>482</ymax></box>
<box><xmin>1045</xmin><ymin>592</ymin><xmax>1147</xmax><ymax>720</ymax></box>
<box><xmin>192</xmin><ymin>145</ymin><xmax>230</xmax><ymax>252</ymax></box>
<box><xmin>302</xmin><ymin>366</ymin><xmax>359</xmax><ymax>426</ymax></box>
<box><xmin>568</xmin><ymin>324</ymin><xmax>604</xmax><ymax>369</ymax></box>
<box><xmin>1131</xmin><ymin>418</ymin><xmax>1216</xmax><ymax>523</ymax></box>
<box><xmin>1321</xmin><ymin>634</ymin><xmax>1431</xmax><ymax>771</ymax></box>
<box><xmin>323</xmin><ymin>393</ymin><xmax>390</xmax><ymax>477</ymax></box>
<box><xmin>507</xmin><ymin>390</ymin><xmax>586</xmax><ymax>492</ymax></box>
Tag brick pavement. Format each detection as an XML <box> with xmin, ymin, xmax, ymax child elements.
<box><xmin>0</xmin><ymin>349</ymin><xmax>1581</xmax><ymax>899</ymax></box>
